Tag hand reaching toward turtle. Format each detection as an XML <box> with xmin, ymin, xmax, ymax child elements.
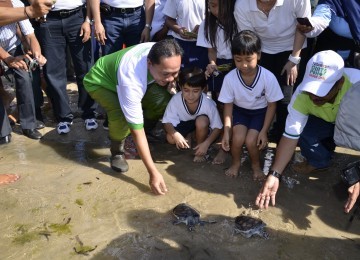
<box><xmin>255</xmin><ymin>175</ymin><xmax>279</xmax><ymax>209</ymax></box>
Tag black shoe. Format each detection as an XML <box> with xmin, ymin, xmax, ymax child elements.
<box><xmin>0</xmin><ymin>134</ymin><xmax>11</xmax><ymax>144</ymax></box>
<box><xmin>110</xmin><ymin>154</ymin><xmax>129</xmax><ymax>172</ymax></box>
<box><xmin>36</xmin><ymin>120</ymin><xmax>45</xmax><ymax>130</ymax></box>
<box><xmin>22</xmin><ymin>129</ymin><xmax>42</xmax><ymax>140</ymax></box>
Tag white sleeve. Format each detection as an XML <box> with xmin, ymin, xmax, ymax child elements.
<box><xmin>162</xmin><ymin>95</ymin><xmax>181</xmax><ymax>127</ymax></box>
<box><xmin>305</xmin><ymin>4</ymin><xmax>331</xmax><ymax>38</ymax></box>
<box><xmin>234</xmin><ymin>1</ymin><xmax>253</xmax><ymax>32</ymax></box>
<box><xmin>208</xmin><ymin>101</ymin><xmax>223</xmax><ymax>130</ymax></box>
<box><xmin>196</xmin><ymin>21</ymin><xmax>211</xmax><ymax>48</ymax></box>
<box><xmin>218</xmin><ymin>73</ymin><xmax>234</xmax><ymax>104</ymax></box>
<box><xmin>162</xmin><ymin>0</ymin><xmax>177</xmax><ymax>19</ymax></box>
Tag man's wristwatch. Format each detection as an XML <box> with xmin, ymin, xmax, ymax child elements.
<box><xmin>341</xmin><ymin>161</ymin><xmax>360</xmax><ymax>187</ymax></box>
<box><xmin>145</xmin><ymin>23</ymin><xmax>152</xmax><ymax>31</ymax></box>
<box><xmin>268</xmin><ymin>170</ymin><xmax>282</xmax><ymax>181</ymax></box>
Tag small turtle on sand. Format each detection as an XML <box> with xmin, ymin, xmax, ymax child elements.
<box><xmin>172</xmin><ymin>203</ymin><xmax>216</xmax><ymax>231</ymax></box>
<box><xmin>234</xmin><ymin>215</ymin><xmax>269</xmax><ymax>239</ymax></box>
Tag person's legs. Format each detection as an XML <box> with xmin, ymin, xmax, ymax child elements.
<box><xmin>225</xmin><ymin>124</ymin><xmax>247</xmax><ymax>178</ymax></box>
<box><xmin>88</xmin><ymin>87</ymin><xmax>130</xmax><ymax>172</ymax></box>
<box><xmin>298</xmin><ymin>115</ymin><xmax>335</xmax><ymax>170</ymax></box>
<box><xmin>245</xmin><ymin>129</ymin><xmax>264</xmax><ymax>180</ymax></box>
<box><xmin>193</xmin><ymin>115</ymin><xmax>210</xmax><ymax>162</ymax></box>
<box><xmin>0</xmin><ymin>97</ymin><xmax>11</xmax><ymax>142</ymax></box>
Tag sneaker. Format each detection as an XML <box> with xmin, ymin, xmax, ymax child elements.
<box><xmin>57</xmin><ymin>122</ymin><xmax>72</xmax><ymax>134</ymax></box>
<box><xmin>84</xmin><ymin>118</ymin><xmax>98</xmax><ymax>131</ymax></box>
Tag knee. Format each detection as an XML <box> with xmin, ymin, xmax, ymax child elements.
<box><xmin>195</xmin><ymin>116</ymin><xmax>209</xmax><ymax>130</ymax></box>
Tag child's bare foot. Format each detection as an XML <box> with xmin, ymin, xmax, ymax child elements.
<box><xmin>224</xmin><ymin>164</ymin><xmax>240</xmax><ymax>178</ymax></box>
<box><xmin>252</xmin><ymin>168</ymin><xmax>266</xmax><ymax>181</ymax></box>
<box><xmin>212</xmin><ymin>149</ymin><xmax>227</xmax><ymax>165</ymax></box>
<box><xmin>0</xmin><ymin>174</ymin><xmax>20</xmax><ymax>185</ymax></box>
<box><xmin>193</xmin><ymin>155</ymin><xmax>207</xmax><ymax>163</ymax></box>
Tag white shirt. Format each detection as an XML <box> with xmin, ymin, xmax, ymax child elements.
<box><xmin>162</xmin><ymin>0</ymin><xmax>205</xmax><ymax>42</ymax></box>
<box><xmin>52</xmin><ymin>0</ymin><xmax>85</xmax><ymax>11</ymax></box>
<box><xmin>196</xmin><ymin>21</ymin><xmax>232</xmax><ymax>60</ymax></box>
<box><xmin>151</xmin><ymin>0</ymin><xmax>167</xmax><ymax>39</ymax></box>
<box><xmin>234</xmin><ymin>0</ymin><xmax>311</xmax><ymax>54</ymax></box>
<box><xmin>102</xmin><ymin>0</ymin><xmax>144</xmax><ymax>8</ymax></box>
<box><xmin>162</xmin><ymin>92</ymin><xmax>223</xmax><ymax>130</ymax></box>
<box><xmin>218</xmin><ymin>66</ymin><xmax>284</xmax><ymax>109</ymax></box>
<box><xmin>117</xmin><ymin>42</ymin><xmax>156</xmax><ymax>125</ymax></box>
<box><xmin>0</xmin><ymin>0</ymin><xmax>34</xmax><ymax>52</ymax></box>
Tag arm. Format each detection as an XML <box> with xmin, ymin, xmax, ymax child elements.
<box><xmin>255</xmin><ymin>136</ymin><xmax>299</xmax><ymax>209</ymax></box>
<box><xmin>0</xmin><ymin>0</ymin><xmax>53</xmax><ymax>25</ymax></box>
<box><xmin>24</xmin><ymin>33</ymin><xmax>46</xmax><ymax>66</ymax></box>
<box><xmin>89</xmin><ymin>0</ymin><xmax>106</xmax><ymax>45</ymax></box>
<box><xmin>165</xmin><ymin>16</ymin><xmax>191</xmax><ymax>40</ymax></box>
<box><xmin>205</xmin><ymin>48</ymin><xmax>217</xmax><ymax>79</ymax></box>
<box><xmin>79</xmin><ymin>0</ymin><xmax>92</xmax><ymax>43</ymax></box>
<box><xmin>163</xmin><ymin>122</ymin><xmax>190</xmax><ymax>149</ymax></box>
<box><xmin>140</xmin><ymin>0</ymin><xmax>154</xmax><ymax>43</ymax></box>
<box><xmin>281</xmin><ymin>29</ymin><xmax>306</xmax><ymax>86</ymax></box>
<box><xmin>257</xmin><ymin>102</ymin><xmax>276</xmax><ymax>150</ymax></box>
<box><xmin>221</xmin><ymin>102</ymin><xmax>233</xmax><ymax>152</ymax></box>
<box><xmin>130</xmin><ymin>128</ymin><xmax>168</xmax><ymax>195</ymax></box>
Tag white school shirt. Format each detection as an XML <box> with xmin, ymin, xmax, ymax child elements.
<box><xmin>117</xmin><ymin>42</ymin><xmax>156</xmax><ymax>125</ymax></box>
<box><xmin>218</xmin><ymin>66</ymin><xmax>284</xmax><ymax>109</ymax></box>
<box><xmin>196</xmin><ymin>21</ymin><xmax>232</xmax><ymax>60</ymax></box>
<box><xmin>234</xmin><ymin>0</ymin><xmax>310</xmax><ymax>54</ymax></box>
<box><xmin>162</xmin><ymin>0</ymin><xmax>205</xmax><ymax>42</ymax></box>
<box><xmin>52</xmin><ymin>0</ymin><xmax>85</xmax><ymax>10</ymax></box>
<box><xmin>102</xmin><ymin>0</ymin><xmax>144</xmax><ymax>8</ymax></box>
<box><xmin>162</xmin><ymin>92</ymin><xmax>223</xmax><ymax>130</ymax></box>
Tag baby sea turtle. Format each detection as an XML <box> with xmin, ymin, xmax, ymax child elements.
<box><xmin>172</xmin><ymin>203</ymin><xmax>216</xmax><ymax>231</ymax></box>
<box><xmin>234</xmin><ymin>215</ymin><xmax>269</xmax><ymax>239</ymax></box>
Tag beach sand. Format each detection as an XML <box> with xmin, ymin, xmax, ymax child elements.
<box><xmin>0</xmin><ymin>83</ymin><xmax>359</xmax><ymax>259</ymax></box>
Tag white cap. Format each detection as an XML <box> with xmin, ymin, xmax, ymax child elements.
<box><xmin>298</xmin><ymin>50</ymin><xmax>344</xmax><ymax>97</ymax></box>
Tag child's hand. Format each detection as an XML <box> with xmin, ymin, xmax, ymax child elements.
<box><xmin>257</xmin><ymin>131</ymin><xmax>268</xmax><ymax>150</ymax></box>
<box><xmin>193</xmin><ymin>142</ymin><xmax>209</xmax><ymax>156</ymax></box>
<box><xmin>221</xmin><ymin>136</ymin><xmax>230</xmax><ymax>152</ymax></box>
<box><xmin>173</xmin><ymin>132</ymin><xmax>190</xmax><ymax>149</ymax></box>
<box><xmin>205</xmin><ymin>63</ymin><xmax>217</xmax><ymax>79</ymax></box>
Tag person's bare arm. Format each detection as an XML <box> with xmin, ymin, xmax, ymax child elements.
<box><xmin>25</xmin><ymin>33</ymin><xmax>46</xmax><ymax>66</ymax></box>
<box><xmin>0</xmin><ymin>0</ymin><xmax>53</xmax><ymax>26</ymax></box>
<box><xmin>89</xmin><ymin>0</ymin><xmax>106</xmax><ymax>45</ymax></box>
<box><xmin>130</xmin><ymin>128</ymin><xmax>168</xmax><ymax>195</ymax></box>
<box><xmin>140</xmin><ymin>0</ymin><xmax>154</xmax><ymax>42</ymax></box>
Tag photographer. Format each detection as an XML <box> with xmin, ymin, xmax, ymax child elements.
<box><xmin>0</xmin><ymin>0</ymin><xmax>46</xmax><ymax>140</ymax></box>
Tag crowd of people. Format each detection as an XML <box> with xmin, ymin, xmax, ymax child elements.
<box><xmin>1</xmin><ymin>0</ymin><xmax>359</xmax><ymax>213</ymax></box>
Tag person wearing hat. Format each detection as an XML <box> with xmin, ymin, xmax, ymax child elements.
<box><xmin>255</xmin><ymin>50</ymin><xmax>360</xmax><ymax>213</ymax></box>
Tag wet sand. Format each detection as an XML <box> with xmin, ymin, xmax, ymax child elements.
<box><xmin>0</xmin><ymin>84</ymin><xmax>360</xmax><ymax>259</ymax></box>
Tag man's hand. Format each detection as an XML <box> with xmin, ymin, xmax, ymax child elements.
<box><xmin>4</xmin><ymin>55</ymin><xmax>30</xmax><ymax>71</ymax></box>
<box><xmin>149</xmin><ymin>172</ymin><xmax>168</xmax><ymax>195</ymax></box>
<box><xmin>80</xmin><ymin>21</ymin><xmax>91</xmax><ymax>43</ymax></box>
<box><xmin>345</xmin><ymin>182</ymin><xmax>360</xmax><ymax>213</ymax></box>
<box><xmin>255</xmin><ymin>175</ymin><xmax>280</xmax><ymax>209</ymax></box>
<box><xmin>27</xmin><ymin>0</ymin><xmax>54</xmax><ymax>18</ymax></box>
<box><xmin>94</xmin><ymin>21</ymin><xmax>106</xmax><ymax>45</ymax></box>
<box><xmin>281</xmin><ymin>61</ymin><xmax>298</xmax><ymax>86</ymax></box>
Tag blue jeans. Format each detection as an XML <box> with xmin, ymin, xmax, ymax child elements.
<box><xmin>101</xmin><ymin>7</ymin><xmax>145</xmax><ymax>55</ymax></box>
<box><xmin>39</xmin><ymin>8</ymin><xmax>96</xmax><ymax>122</ymax></box>
<box><xmin>175</xmin><ymin>38</ymin><xmax>208</xmax><ymax>70</ymax></box>
<box><xmin>299</xmin><ymin>115</ymin><xmax>336</xmax><ymax>168</ymax></box>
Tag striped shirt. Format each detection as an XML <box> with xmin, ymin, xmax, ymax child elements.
<box><xmin>0</xmin><ymin>0</ymin><xmax>34</xmax><ymax>52</ymax></box>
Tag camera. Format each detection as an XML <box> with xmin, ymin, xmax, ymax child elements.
<box><xmin>341</xmin><ymin>160</ymin><xmax>360</xmax><ymax>187</ymax></box>
<box><xmin>24</xmin><ymin>58</ymin><xmax>39</xmax><ymax>70</ymax></box>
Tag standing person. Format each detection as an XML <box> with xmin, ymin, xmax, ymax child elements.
<box><xmin>83</xmin><ymin>39</ymin><xmax>183</xmax><ymax>195</ymax></box>
<box><xmin>197</xmin><ymin>0</ymin><xmax>238</xmax><ymax>165</ymax></box>
<box><xmin>0</xmin><ymin>0</ymin><xmax>52</xmax><ymax>186</ymax></box>
<box><xmin>163</xmin><ymin>0</ymin><xmax>207</xmax><ymax>70</ymax></box>
<box><xmin>39</xmin><ymin>0</ymin><xmax>98</xmax><ymax>135</ymax></box>
<box><xmin>90</xmin><ymin>0</ymin><xmax>155</xmax><ymax>54</ymax></box>
<box><xmin>234</xmin><ymin>0</ymin><xmax>311</xmax><ymax>143</ymax></box>
<box><xmin>162</xmin><ymin>67</ymin><xmax>223</xmax><ymax>163</ymax></box>
<box><xmin>255</xmin><ymin>50</ymin><xmax>360</xmax><ymax>213</ymax></box>
<box><xmin>0</xmin><ymin>0</ymin><xmax>47</xmax><ymax>140</ymax></box>
<box><xmin>218</xmin><ymin>30</ymin><xmax>283</xmax><ymax>180</ymax></box>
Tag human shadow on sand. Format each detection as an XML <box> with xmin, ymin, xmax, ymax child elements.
<box><xmin>89</xmin><ymin>209</ymin><xmax>360</xmax><ymax>259</ymax></box>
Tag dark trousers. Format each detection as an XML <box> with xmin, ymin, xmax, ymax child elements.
<box><xmin>101</xmin><ymin>7</ymin><xmax>145</xmax><ymax>55</ymax></box>
<box><xmin>0</xmin><ymin>98</ymin><xmax>11</xmax><ymax>138</ymax></box>
<box><xmin>39</xmin><ymin>8</ymin><xmax>96</xmax><ymax>123</ymax></box>
<box><xmin>9</xmin><ymin>46</ymin><xmax>37</xmax><ymax>130</ymax></box>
